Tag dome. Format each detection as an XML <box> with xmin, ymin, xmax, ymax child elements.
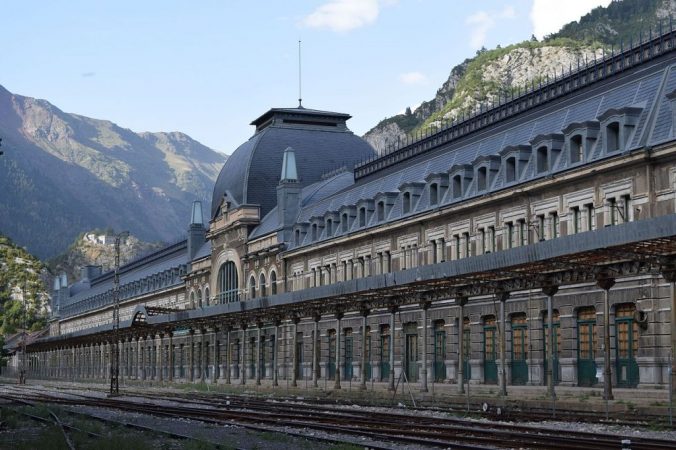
<box><xmin>211</xmin><ymin>107</ymin><xmax>376</xmax><ymax>219</ymax></box>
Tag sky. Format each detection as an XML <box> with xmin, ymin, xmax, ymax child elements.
<box><xmin>2</xmin><ymin>0</ymin><xmax>610</xmax><ymax>154</ymax></box>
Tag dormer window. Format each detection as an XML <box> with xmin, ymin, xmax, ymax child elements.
<box><xmin>377</xmin><ymin>201</ymin><xmax>385</xmax><ymax>221</ymax></box>
<box><xmin>477</xmin><ymin>167</ymin><xmax>487</xmax><ymax>191</ymax></box>
<box><xmin>403</xmin><ymin>192</ymin><xmax>411</xmax><ymax>214</ymax></box>
<box><xmin>536</xmin><ymin>146</ymin><xmax>548</xmax><ymax>173</ymax></box>
<box><xmin>294</xmin><ymin>229</ymin><xmax>300</xmax><ymax>245</ymax></box>
<box><xmin>505</xmin><ymin>157</ymin><xmax>516</xmax><ymax>183</ymax></box>
<box><xmin>429</xmin><ymin>183</ymin><xmax>438</xmax><ymax>205</ymax></box>
<box><xmin>359</xmin><ymin>207</ymin><xmax>366</xmax><ymax>227</ymax></box>
<box><xmin>598</xmin><ymin>106</ymin><xmax>641</xmax><ymax>155</ymax></box>
<box><xmin>326</xmin><ymin>218</ymin><xmax>333</xmax><ymax>236</ymax></box>
<box><xmin>341</xmin><ymin>213</ymin><xmax>348</xmax><ymax>231</ymax></box>
<box><xmin>570</xmin><ymin>134</ymin><xmax>583</xmax><ymax>163</ymax></box>
<box><xmin>452</xmin><ymin>175</ymin><xmax>462</xmax><ymax>198</ymax></box>
<box><xmin>606</xmin><ymin>122</ymin><xmax>620</xmax><ymax>152</ymax></box>
<box><xmin>311</xmin><ymin>223</ymin><xmax>318</xmax><ymax>240</ymax></box>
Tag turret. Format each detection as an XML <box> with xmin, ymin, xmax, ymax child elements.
<box><xmin>187</xmin><ymin>200</ymin><xmax>206</xmax><ymax>262</ymax></box>
<box><xmin>277</xmin><ymin>147</ymin><xmax>302</xmax><ymax>242</ymax></box>
<box><xmin>51</xmin><ymin>273</ymin><xmax>68</xmax><ymax>318</ymax></box>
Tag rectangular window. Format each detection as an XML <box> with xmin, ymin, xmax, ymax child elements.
<box><xmin>585</xmin><ymin>203</ymin><xmax>594</xmax><ymax>231</ymax></box>
<box><xmin>537</xmin><ymin>215</ymin><xmax>546</xmax><ymax>241</ymax></box>
<box><xmin>478</xmin><ymin>228</ymin><xmax>486</xmax><ymax>254</ymax></box>
<box><xmin>608</xmin><ymin>197</ymin><xmax>617</xmax><ymax>226</ymax></box>
<box><xmin>571</xmin><ymin>206</ymin><xmax>581</xmax><ymax>234</ymax></box>
<box><xmin>454</xmin><ymin>234</ymin><xmax>460</xmax><ymax>260</ymax></box>
<box><xmin>488</xmin><ymin>226</ymin><xmax>495</xmax><ymax>252</ymax></box>
<box><xmin>518</xmin><ymin>219</ymin><xmax>527</xmax><ymax>246</ymax></box>
<box><xmin>620</xmin><ymin>194</ymin><xmax>631</xmax><ymax>223</ymax></box>
<box><xmin>549</xmin><ymin>212</ymin><xmax>559</xmax><ymax>238</ymax></box>
<box><xmin>505</xmin><ymin>222</ymin><xmax>513</xmax><ymax>249</ymax></box>
<box><xmin>463</xmin><ymin>232</ymin><xmax>470</xmax><ymax>257</ymax></box>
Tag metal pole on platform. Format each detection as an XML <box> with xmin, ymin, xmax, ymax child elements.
<box><xmin>109</xmin><ymin>231</ymin><xmax>128</xmax><ymax>396</ymax></box>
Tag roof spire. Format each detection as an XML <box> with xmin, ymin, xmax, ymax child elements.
<box><xmin>190</xmin><ymin>200</ymin><xmax>203</xmax><ymax>225</ymax></box>
<box><xmin>281</xmin><ymin>146</ymin><xmax>299</xmax><ymax>183</ymax></box>
<box><xmin>298</xmin><ymin>40</ymin><xmax>303</xmax><ymax>108</ymax></box>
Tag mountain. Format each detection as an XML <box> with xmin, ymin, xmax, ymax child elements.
<box><xmin>47</xmin><ymin>230</ymin><xmax>165</xmax><ymax>285</ymax></box>
<box><xmin>0</xmin><ymin>85</ymin><xmax>227</xmax><ymax>259</ymax></box>
<box><xmin>364</xmin><ymin>0</ymin><xmax>676</xmax><ymax>153</ymax></box>
<box><xmin>0</xmin><ymin>235</ymin><xmax>49</xmax><ymax>334</ymax></box>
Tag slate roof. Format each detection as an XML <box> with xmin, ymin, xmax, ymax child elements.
<box><xmin>58</xmin><ymin>240</ymin><xmax>190</xmax><ymax>318</ymax></box>
<box><xmin>283</xmin><ymin>56</ymin><xmax>676</xmax><ymax>250</ymax></box>
<box><xmin>210</xmin><ymin>107</ymin><xmax>376</xmax><ymax>220</ymax></box>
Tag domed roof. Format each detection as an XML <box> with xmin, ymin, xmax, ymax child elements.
<box><xmin>211</xmin><ymin>106</ymin><xmax>376</xmax><ymax>219</ymax></box>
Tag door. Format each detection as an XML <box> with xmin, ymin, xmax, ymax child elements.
<box><xmin>483</xmin><ymin>317</ymin><xmax>497</xmax><ymax>384</ymax></box>
<box><xmin>327</xmin><ymin>330</ymin><xmax>336</xmax><ymax>380</ymax></box>
<box><xmin>405</xmin><ymin>331</ymin><xmax>418</xmax><ymax>382</ymax></box>
<box><xmin>543</xmin><ymin>311</ymin><xmax>561</xmax><ymax>385</ymax></box>
<box><xmin>511</xmin><ymin>315</ymin><xmax>528</xmax><ymax>385</ymax></box>
<box><xmin>344</xmin><ymin>330</ymin><xmax>353</xmax><ymax>380</ymax></box>
<box><xmin>380</xmin><ymin>326</ymin><xmax>390</xmax><ymax>381</ymax></box>
<box><xmin>577</xmin><ymin>308</ymin><xmax>597</xmax><ymax>387</ymax></box>
<box><xmin>463</xmin><ymin>319</ymin><xmax>471</xmax><ymax>383</ymax></box>
<box><xmin>615</xmin><ymin>304</ymin><xmax>639</xmax><ymax>388</ymax></box>
<box><xmin>434</xmin><ymin>328</ymin><xmax>446</xmax><ymax>381</ymax></box>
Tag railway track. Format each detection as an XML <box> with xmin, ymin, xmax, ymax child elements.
<box><xmin>1</xmin><ymin>384</ymin><xmax>673</xmax><ymax>449</ymax></box>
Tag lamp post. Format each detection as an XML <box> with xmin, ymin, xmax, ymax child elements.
<box><xmin>109</xmin><ymin>231</ymin><xmax>129</xmax><ymax>396</ymax></box>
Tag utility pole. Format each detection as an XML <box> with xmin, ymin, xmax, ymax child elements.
<box><xmin>109</xmin><ymin>231</ymin><xmax>128</xmax><ymax>396</ymax></box>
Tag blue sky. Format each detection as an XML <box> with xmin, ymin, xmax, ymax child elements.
<box><xmin>2</xmin><ymin>1</ymin><xmax>608</xmax><ymax>153</ymax></box>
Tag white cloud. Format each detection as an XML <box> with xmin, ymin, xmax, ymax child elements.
<box><xmin>399</xmin><ymin>71</ymin><xmax>428</xmax><ymax>85</ymax></box>
<box><xmin>302</xmin><ymin>0</ymin><xmax>392</xmax><ymax>32</ymax></box>
<box><xmin>530</xmin><ymin>0</ymin><xmax>611</xmax><ymax>39</ymax></box>
<box><xmin>466</xmin><ymin>6</ymin><xmax>516</xmax><ymax>51</ymax></box>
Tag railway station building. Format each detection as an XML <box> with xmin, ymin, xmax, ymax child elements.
<box><xmin>20</xmin><ymin>32</ymin><xmax>676</xmax><ymax>398</ymax></box>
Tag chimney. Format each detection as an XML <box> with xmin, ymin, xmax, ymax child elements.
<box><xmin>80</xmin><ymin>265</ymin><xmax>102</xmax><ymax>281</ymax></box>
<box><xmin>187</xmin><ymin>200</ymin><xmax>206</xmax><ymax>262</ymax></box>
<box><xmin>277</xmin><ymin>147</ymin><xmax>302</xmax><ymax>242</ymax></box>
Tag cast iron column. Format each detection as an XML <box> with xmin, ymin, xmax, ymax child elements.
<box><xmin>188</xmin><ymin>329</ymin><xmax>195</xmax><ymax>382</ymax></box>
<box><xmin>240</xmin><ymin>324</ymin><xmax>247</xmax><ymax>385</ymax></box>
<box><xmin>291</xmin><ymin>317</ymin><xmax>300</xmax><ymax>387</ymax></box>
<box><xmin>388</xmin><ymin>305</ymin><xmax>397</xmax><ymax>391</ymax></box>
<box><xmin>542</xmin><ymin>283</ymin><xmax>559</xmax><ymax>400</ymax></box>
<box><xmin>225</xmin><ymin>326</ymin><xmax>232</xmax><ymax>384</ymax></box>
<box><xmin>457</xmin><ymin>296</ymin><xmax>468</xmax><ymax>394</ymax></box>
<box><xmin>596</xmin><ymin>271</ymin><xmax>615</xmax><ymax>401</ymax></box>
<box><xmin>272</xmin><ymin>321</ymin><xmax>280</xmax><ymax>387</ymax></box>
<box><xmin>420</xmin><ymin>301</ymin><xmax>430</xmax><ymax>392</ymax></box>
<box><xmin>212</xmin><ymin>327</ymin><xmax>219</xmax><ymax>384</ymax></box>
<box><xmin>168</xmin><ymin>332</ymin><xmax>174</xmax><ymax>382</ymax></box>
<box><xmin>497</xmin><ymin>290</ymin><xmax>510</xmax><ymax>397</ymax></box>
<box><xmin>334</xmin><ymin>312</ymin><xmax>343</xmax><ymax>390</ymax></box>
<box><xmin>360</xmin><ymin>308</ymin><xmax>369</xmax><ymax>390</ymax></box>
<box><xmin>256</xmin><ymin>323</ymin><xmax>262</xmax><ymax>386</ymax></box>
<box><xmin>312</xmin><ymin>314</ymin><xmax>320</xmax><ymax>388</ymax></box>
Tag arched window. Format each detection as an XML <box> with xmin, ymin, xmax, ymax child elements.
<box><xmin>259</xmin><ymin>273</ymin><xmax>267</xmax><ymax>297</ymax></box>
<box><xmin>270</xmin><ymin>271</ymin><xmax>277</xmax><ymax>295</ymax></box>
<box><xmin>189</xmin><ymin>291</ymin><xmax>195</xmax><ymax>308</ymax></box>
<box><xmin>204</xmin><ymin>286</ymin><xmax>210</xmax><ymax>305</ymax></box>
<box><xmin>217</xmin><ymin>261</ymin><xmax>238</xmax><ymax>303</ymax></box>
<box><xmin>249</xmin><ymin>275</ymin><xmax>256</xmax><ymax>299</ymax></box>
<box><xmin>197</xmin><ymin>289</ymin><xmax>203</xmax><ymax>308</ymax></box>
